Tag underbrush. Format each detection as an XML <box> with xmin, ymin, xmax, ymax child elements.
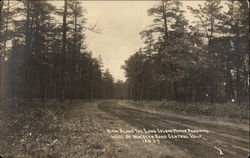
<box><xmin>0</xmin><ymin>99</ymin><xmax>69</xmax><ymax>157</ymax></box>
<box><xmin>126</xmin><ymin>100</ymin><xmax>249</xmax><ymax>120</ymax></box>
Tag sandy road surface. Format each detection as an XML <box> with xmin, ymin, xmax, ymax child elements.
<box><xmin>97</xmin><ymin>100</ymin><xmax>249</xmax><ymax>158</ymax></box>
<box><xmin>0</xmin><ymin>100</ymin><xmax>249</xmax><ymax>158</ymax></box>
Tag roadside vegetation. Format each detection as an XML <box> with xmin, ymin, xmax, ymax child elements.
<box><xmin>0</xmin><ymin>100</ymin><xmax>127</xmax><ymax>158</ymax></box>
<box><xmin>126</xmin><ymin>100</ymin><xmax>249</xmax><ymax>120</ymax></box>
<box><xmin>122</xmin><ymin>0</ymin><xmax>249</xmax><ymax>105</ymax></box>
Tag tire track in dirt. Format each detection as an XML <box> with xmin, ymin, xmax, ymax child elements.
<box><xmin>89</xmin><ymin>101</ymin><xmax>190</xmax><ymax>158</ymax></box>
<box><xmin>97</xmin><ymin>101</ymin><xmax>249</xmax><ymax>158</ymax></box>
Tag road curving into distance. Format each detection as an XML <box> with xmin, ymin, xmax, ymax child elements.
<box><xmin>97</xmin><ymin>100</ymin><xmax>249</xmax><ymax>158</ymax></box>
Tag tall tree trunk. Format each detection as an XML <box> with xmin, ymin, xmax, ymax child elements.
<box><xmin>161</xmin><ymin>0</ymin><xmax>170</xmax><ymax>100</ymax></box>
<box><xmin>0</xmin><ymin>0</ymin><xmax>3</xmax><ymax>44</ymax></box>
<box><xmin>3</xmin><ymin>0</ymin><xmax>9</xmax><ymax>52</ymax></box>
<box><xmin>243</xmin><ymin>65</ymin><xmax>249</xmax><ymax>101</ymax></box>
<box><xmin>71</xmin><ymin>5</ymin><xmax>78</xmax><ymax>100</ymax></box>
<box><xmin>24</xmin><ymin>1</ymin><xmax>32</xmax><ymax>100</ymax></box>
<box><xmin>34</xmin><ymin>6</ymin><xmax>45</xmax><ymax>103</ymax></box>
<box><xmin>0</xmin><ymin>0</ymin><xmax>4</xmax><ymax>106</ymax></box>
<box><xmin>234</xmin><ymin>20</ymin><xmax>242</xmax><ymax>104</ymax></box>
<box><xmin>60</xmin><ymin>0</ymin><xmax>67</xmax><ymax>102</ymax></box>
<box><xmin>194</xmin><ymin>48</ymin><xmax>200</xmax><ymax>103</ymax></box>
<box><xmin>208</xmin><ymin>22</ymin><xmax>216</xmax><ymax>104</ymax></box>
<box><xmin>209</xmin><ymin>49</ymin><xmax>215</xmax><ymax>104</ymax></box>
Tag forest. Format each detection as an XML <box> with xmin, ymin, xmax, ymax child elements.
<box><xmin>122</xmin><ymin>0</ymin><xmax>249</xmax><ymax>104</ymax></box>
<box><xmin>0</xmin><ymin>0</ymin><xmax>249</xmax><ymax>105</ymax></box>
<box><xmin>0</xmin><ymin>0</ymin><xmax>119</xmax><ymax>103</ymax></box>
<box><xmin>0</xmin><ymin>1</ymin><xmax>249</xmax><ymax>157</ymax></box>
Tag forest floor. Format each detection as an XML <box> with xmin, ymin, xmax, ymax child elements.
<box><xmin>0</xmin><ymin>100</ymin><xmax>249</xmax><ymax>158</ymax></box>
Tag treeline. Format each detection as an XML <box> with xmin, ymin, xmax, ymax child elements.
<box><xmin>123</xmin><ymin>0</ymin><xmax>249</xmax><ymax>104</ymax></box>
<box><xmin>0</xmin><ymin>0</ymin><xmax>119</xmax><ymax>103</ymax></box>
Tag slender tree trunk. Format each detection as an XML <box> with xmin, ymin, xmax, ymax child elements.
<box><xmin>0</xmin><ymin>0</ymin><xmax>3</xmax><ymax>43</ymax></box>
<box><xmin>24</xmin><ymin>1</ymin><xmax>32</xmax><ymax>100</ymax></box>
<box><xmin>208</xmin><ymin>37</ymin><xmax>216</xmax><ymax>105</ymax></box>
<box><xmin>161</xmin><ymin>0</ymin><xmax>170</xmax><ymax>100</ymax></box>
<box><xmin>243</xmin><ymin>65</ymin><xmax>249</xmax><ymax>101</ymax></box>
<box><xmin>60</xmin><ymin>0</ymin><xmax>67</xmax><ymax>102</ymax></box>
<box><xmin>225</xmin><ymin>54</ymin><xmax>233</xmax><ymax>102</ymax></box>
<box><xmin>234</xmin><ymin>20</ymin><xmax>242</xmax><ymax>104</ymax></box>
<box><xmin>194</xmin><ymin>48</ymin><xmax>199</xmax><ymax>103</ymax></box>
<box><xmin>209</xmin><ymin>54</ymin><xmax>215</xmax><ymax>104</ymax></box>
<box><xmin>207</xmin><ymin>13</ymin><xmax>216</xmax><ymax>105</ymax></box>
<box><xmin>70</xmin><ymin>6</ymin><xmax>78</xmax><ymax>100</ymax></box>
<box><xmin>184</xmin><ymin>79</ymin><xmax>188</xmax><ymax>105</ymax></box>
<box><xmin>3</xmin><ymin>0</ymin><xmax>9</xmax><ymax>52</ymax></box>
<box><xmin>35</xmin><ymin>8</ymin><xmax>45</xmax><ymax>103</ymax></box>
<box><xmin>0</xmin><ymin>0</ymin><xmax>4</xmax><ymax>106</ymax></box>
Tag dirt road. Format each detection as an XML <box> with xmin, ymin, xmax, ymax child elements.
<box><xmin>0</xmin><ymin>100</ymin><xmax>249</xmax><ymax>158</ymax></box>
<box><xmin>96</xmin><ymin>100</ymin><xmax>249</xmax><ymax>158</ymax></box>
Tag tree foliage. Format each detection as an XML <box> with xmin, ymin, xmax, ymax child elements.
<box><xmin>123</xmin><ymin>0</ymin><xmax>249</xmax><ymax>104</ymax></box>
<box><xmin>0</xmin><ymin>0</ymin><xmax>119</xmax><ymax>104</ymax></box>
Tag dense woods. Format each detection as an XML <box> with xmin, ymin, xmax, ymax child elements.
<box><xmin>123</xmin><ymin>0</ymin><xmax>249</xmax><ymax>104</ymax></box>
<box><xmin>0</xmin><ymin>0</ymin><xmax>248</xmax><ymax>106</ymax></box>
<box><xmin>0</xmin><ymin>0</ymin><xmax>117</xmax><ymax>104</ymax></box>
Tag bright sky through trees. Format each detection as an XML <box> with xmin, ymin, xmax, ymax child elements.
<box><xmin>52</xmin><ymin>1</ymin><xmax>222</xmax><ymax>81</ymax></box>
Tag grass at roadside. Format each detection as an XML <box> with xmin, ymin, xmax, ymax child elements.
<box><xmin>125</xmin><ymin>100</ymin><xmax>249</xmax><ymax>120</ymax></box>
<box><xmin>0</xmin><ymin>99</ymin><xmax>135</xmax><ymax>158</ymax></box>
<box><xmin>0</xmin><ymin>100</ymin><xmax>68</xmax><ymax>157</ymax></box>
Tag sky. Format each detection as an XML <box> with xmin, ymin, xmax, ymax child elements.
<box><xmin>84</xmin><ymin>1</ymin><xmax>156</xmax><ymax>81</ymax></box>
<box><xmin>52</xmin><ymin>1</ymin><xmax>204</xmax><ymax>81</ymax></box>
<box><xmin>83</xmin><ymin>1</ymin><xmax>206</xmax><ymax>81</ymax></box>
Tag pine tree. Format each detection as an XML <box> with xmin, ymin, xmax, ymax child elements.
<box><xmin>188</xmin><ymin>0</ymin><xmax>224</xmax><ymax>104</ymax></box>
<box><xmin>222</xmin><ymin>0</ymin><xmax>249</xmax><ymax>103</ymax></box>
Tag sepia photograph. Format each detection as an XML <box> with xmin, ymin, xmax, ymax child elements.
<box><xmin>0</xmin><ymin>0</ymin><xmax>249</xmax><ymax>157</ymax></box>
